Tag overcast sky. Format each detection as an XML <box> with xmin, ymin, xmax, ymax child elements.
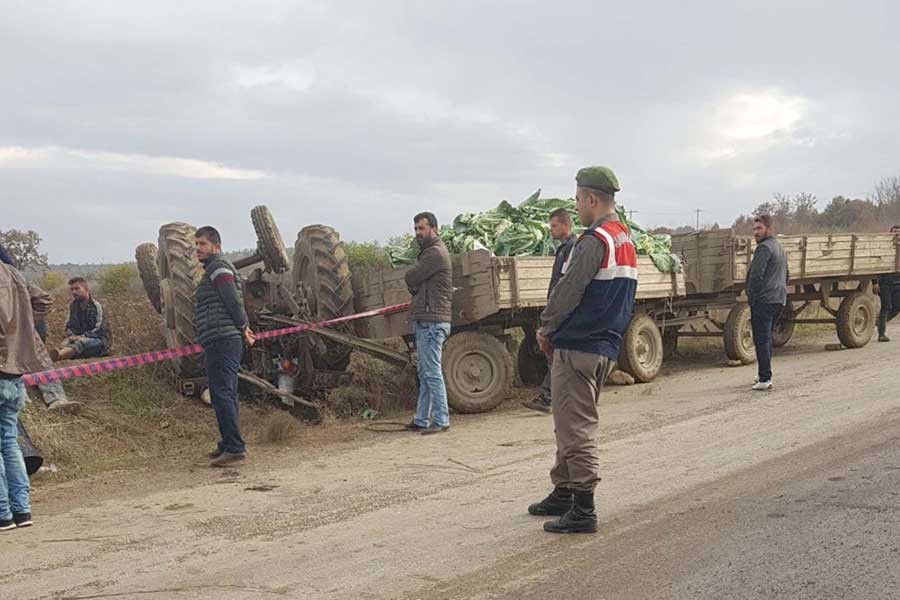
<box><xmin>2</xmin><ymin>1</ymin><xmax>899</xmax><ymax>263</ymax></box>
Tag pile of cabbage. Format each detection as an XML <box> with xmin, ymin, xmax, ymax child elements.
<box><xmin>388</xmin><ymin>190</ymin><xmax>681</xmax><ymax>273</ymax></box>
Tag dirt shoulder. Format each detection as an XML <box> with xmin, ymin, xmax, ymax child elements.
<box><xmin>4</xmin><ymin>325</ymin><xmax>899</xmax><ymax>600</ymax></box>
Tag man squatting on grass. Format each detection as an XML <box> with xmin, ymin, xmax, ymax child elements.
<box><xmin>193</xmin><ymin>226</ymin><xmax>256</xmax><ymax>467</ymax></box>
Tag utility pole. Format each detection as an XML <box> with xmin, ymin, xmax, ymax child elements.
<box><xmin>694</xmin><ymin>208</ymin><xmax>704</xmax><ymax>232</ymax></box>
<box><xmin>627</xmin><ymin>209</ymin><xmax>639</xmax><ymax>221</ymax></box>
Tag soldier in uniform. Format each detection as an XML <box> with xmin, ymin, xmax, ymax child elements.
<box><xmin>528</xmin><ymin>166</ymin><xmax>637</xmax><ymax>534</ymax></box>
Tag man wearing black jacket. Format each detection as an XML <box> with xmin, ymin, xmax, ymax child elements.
<box><xmin>746</xmin><ymin>215</ymin><xmax>788</xmax><ymax>391</ymax></box>
<box><xmin>194</xmin><ymin>226</ymin><xmax>255</xmax><ymax>467</ymax></box>
<box><xmin>875</xmin><ymin>225</ymin><xmax>900</xmax><ymax>342</ymax></box>
<box><xmin>523</xmin><ymin>208</ymin><xmax>577</xmax><ymax>414</ymax></box>
<box><xmin>49</xmin><ymin>277</ymin><xmax>111</xmax><ymax>361</ymax></box>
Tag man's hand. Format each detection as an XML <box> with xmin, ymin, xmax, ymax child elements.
<box><xmin>243</xmin><ymin>327</ymin><xmax>256</xmax><ymax>347</ymax></box>
<box><xmin>536</xmin><ymin>329</ymin><xmax>553</xmax><ymax>361</ymax></box>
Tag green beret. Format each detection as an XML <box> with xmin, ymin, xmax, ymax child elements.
<box><xmin>576</xmin><ymin>166</ymin><xmax>620</xmax><ymax>193</ymax></box>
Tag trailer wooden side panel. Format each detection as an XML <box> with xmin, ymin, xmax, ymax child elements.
<box><xmin>493</xmin><ymin>255</ymin><xmax>683</xmax><ymax>307</ymax></box>
<box><xmin>352</xmin><ymin>251</ymin><xmax>499</xmax><ymax>338</ymax></box>
<box><xmin>678</xmin><ymin>230</ymin><xmax>900</xmax><ymax>292</ymax></box>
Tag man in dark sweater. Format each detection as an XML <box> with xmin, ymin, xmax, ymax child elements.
<box><xmin>746</xmin><ymin>214</ymin><xmax>788</xmax><ymax>391</ymax></box>
<box><xmin>194</xmin><ymin>226</ymin><xmax>255</xmax><ymax>467</ymax></box>
<box><xmin>404</xmin><ymin>212</ymin><xmax>453</xmax><ymax>435</ymax></box>
<box><xmin>875</xmin><ymin>224</ymin><xmax>900</xmax><ymax>342</ymax></box>
<box><xmin>523</xmin><ymin>208</ymin><xmax>577</xmax><ymax>414</ymax></box>
<box><xmin>50</xmin><ymin>277</ymin><xmax>111</xmax><ymax>361</ymax></box>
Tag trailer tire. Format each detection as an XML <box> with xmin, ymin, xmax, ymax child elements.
<box><xmin>724</xmin><ymin>303</ymin><xmax>756</xmax><ymax>364</ymax></box>
<box><xmin>618</xmin><ymin>313</ymin><xmax>664</xmax><ymax>383</ymax></box>
<box><xmin>516</xmin><ymin>329</ymin><xmax>548</xmax><ymax>386</ymax></box>
<box><xmin>772</xmin><ymin>306</ymin><xmax>795</xmax><ymax>348</ymax></box>
<box><xmin>836</xmin><ymin>291</ymin><xmax>876</xmax><ymax>348</ymax></box>
<box><xmin>662</xmin><ymin>329</ymin><xmax>679</xmax><ymax>360</ymax></box>
<box><xmin>443</xmin><ymin>332</ymin><xmax>514</xmax><ymax>414</ymax></box>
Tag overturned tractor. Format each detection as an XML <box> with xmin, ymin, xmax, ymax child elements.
<box><xmin>135</xmin><ymin>206</ymin><xmax>402</xmax><ymax>420</ymax></box>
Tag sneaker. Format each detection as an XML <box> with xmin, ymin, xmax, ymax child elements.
<box><xmin>752</xmin><ymin>380</ymin><xmax>773</xmax><ymax>391</ymax></box>
<box><xmin>209</xmin><ymin>452</ymin><xmax>246</xmax><ymax>467</ymax></box>
<box><xmin>420</xmin><ymin>425</ymin><xmax>450</xmax><ymax>435</ymax></box>
<box><xmin>878</xmin><ymin>335</ymin><xmax>890</xmax><ymax>342</ymax></box>
<box><xmin>48</xmin><ymin>399</ymin><xmax>82</xmax><ymax>414</ymax></box>
<box><xmin>521</xmin><ymin>397</ymin><xmax>552</xmax><ymax>414</ymax></box>
<box><xmin>207</xmin><ymin>449</ymin><xmax>223</xmax><ymax>460</ymax></box>
<box><xmin>404</xmin><ymin>420</ymin><xmax>428</xmax><ymax>432</ymax></box>
<box><xmin>13</xmin><ymin>513</ymin><xmax>33</xmax><ymax>528</ymax></box>
<box><xmin>0</xmin><ymin>519</ymin><xmax>15</xmax><ymax>532</ymax></box>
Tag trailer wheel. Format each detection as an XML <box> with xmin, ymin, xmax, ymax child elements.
<box><xmin>618</xmin><ymin>313</ymin><xmax>664</xmax><ymax>383</ymax></box>
<box><xmin>516</xmin><ymin>328</ymin><xmax>548</xmax><ymax>386</ymax></box>
<box><xmin>724</xmin><ymin>303</ymin><xmax>756</xmax><ymax>364</ymax></box>
<box><xmin>772</xmin><ymin>306</ymin><xmax>795</xmax><ymax>348</ymax></box>
<box><xmin>443</xmin><ymin>332</ymin><xmax>514</xmax><ymax>414</ymax></box>
<box><xmin>836</xmin><ymin>291</ymin><xmax>876</xmax><ymax>348</ymax></box>
<box><xmin>662</xmin><ymin>329</ymin><xmax>679</xmax><ymax>360</ymax></box>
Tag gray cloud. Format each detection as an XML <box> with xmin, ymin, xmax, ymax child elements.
<box><xmin>2</xmin><ymin>1</ymin><xmax>900</xmax><ymax>263</ymax></box>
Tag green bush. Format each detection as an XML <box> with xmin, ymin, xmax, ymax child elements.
<box><xmin>98</xmin><ymin>263</ymin><xmax>138</xmax><ymax>296</ymax></box>
<box><xmin>39</xmin><ymin>270</ymin><xmax>65</xmax><ymax>292</ymax></box>
<box><xmin>344</xmin><ymin>241</ymin><xmax>390</xmax><ymax>275</ymax></box>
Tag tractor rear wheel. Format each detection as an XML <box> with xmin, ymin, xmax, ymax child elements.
<box><xmin>292</xmin><ymin>225</ymin><xmax>355</xmax><ymax>371</ymax></box>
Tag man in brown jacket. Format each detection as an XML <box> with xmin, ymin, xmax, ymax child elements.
<box><xmin>0</xmin><ymin>260</ymin><xmax>46</xmax><ymax>530</ymax></box>
<box><xmin>404</xmin><ymin>212</ymin><xmax>453</xmax><ymax>435</ymax></box>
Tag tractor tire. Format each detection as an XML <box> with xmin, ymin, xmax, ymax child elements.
<box><xmin>135</xmin><ymin>243</ymin><xmax>162</xmax><ymax>313</ymax></box>
<box><xmin>836</xmin><ymin>291</ymin><xmax>876</xmax><ymax>348</ymax></box>
<box><xmin>618</xmin><ymin>313</ymin><xmax>664</xmax><ymax>383</ymax></box>
<box><xmin>443</xmin><ymin>332</ymin><xmax>514</xmax><ymax>414</ymax></box>
<box><xmin>516</xmin><ymin>328</ymin><xmax>548</xmax><ymax>386</ymax></box>
<box><xmin>772</xmin><ymin>306</ymin><xmax>795</xmax><ymax>348</ymax></box>
<box><xmin>724</xmin><ymin>303</ymin><xmax>756</xmax><ymax>364</ymax></box>
<box><xmin>292</xmin><ymin>225</ymin><xmax>355</xmax><ymax>371</ymax></box>
<box><xmin>250</xmin><ymin>205</ymin><xmax>290</xmax><ymax>273</ymax></box>
<box><xmin>158</xmin><ymin>222</ymin><xmax>204</xmax><ymax>377</ymax></box>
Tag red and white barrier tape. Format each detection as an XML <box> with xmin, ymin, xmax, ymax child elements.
<box><xmin>23</xmin><ymin>302</ymin><xmax>411</xmax><ymax>387</ymax></box>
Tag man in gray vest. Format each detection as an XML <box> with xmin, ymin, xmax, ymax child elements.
<box><xmin>746</xmin><ymin>214</ymin><xmax>788</xmax><ymax>391</ymax></box>
<box><xmin>194</xmin><ymin>226</ymin><xmax>255</xmax><ymax>466</ymax></box>
<box><xmin>523</xmin><ymin>208</ymin><xmax>577</xmax><ymax>414</ymax></box>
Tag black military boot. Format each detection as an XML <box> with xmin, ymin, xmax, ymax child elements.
<box><xmin>527</xmin><ymin>487</ymin><xmax>574</xmax><ymax>516</ymax></box>
<box><xmin>543</xmin><ymin>490</ymin><xmax>597</xmax><ymax>534</ymax></box>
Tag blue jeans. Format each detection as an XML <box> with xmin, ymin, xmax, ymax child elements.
<box><xmin>65</xmin><ymin>336</ymin><xmax>107</xmax><ymax>358</ymax></box>
<box><xmin>413</xmin><ymin>321</ymin><xmax>451</xmax><ymax>428</ymax></box>
<box><xmin>750</xmin><ymin>303</ymin><xmax>783</xmax><ymax>383</ymax></box>
<box><xmin>203</xmin><ymin>337</ymin><xmax>246</xmax><ymax>455</ymax></box>
<box><xmin>0</xmin><ymin>378</ymin><xmax>30</xmax><ymax>519</ymax></box>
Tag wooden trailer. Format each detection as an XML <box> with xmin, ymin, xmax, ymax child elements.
<box><xmin>670</xmin><ymin>230</ymin><xmax>900</xmax><ymax>363</ymax></box>
<box><xmin>352</xmin><ymin>250</ymin><xmax>685</xmax><ymax>414</ymax></box>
